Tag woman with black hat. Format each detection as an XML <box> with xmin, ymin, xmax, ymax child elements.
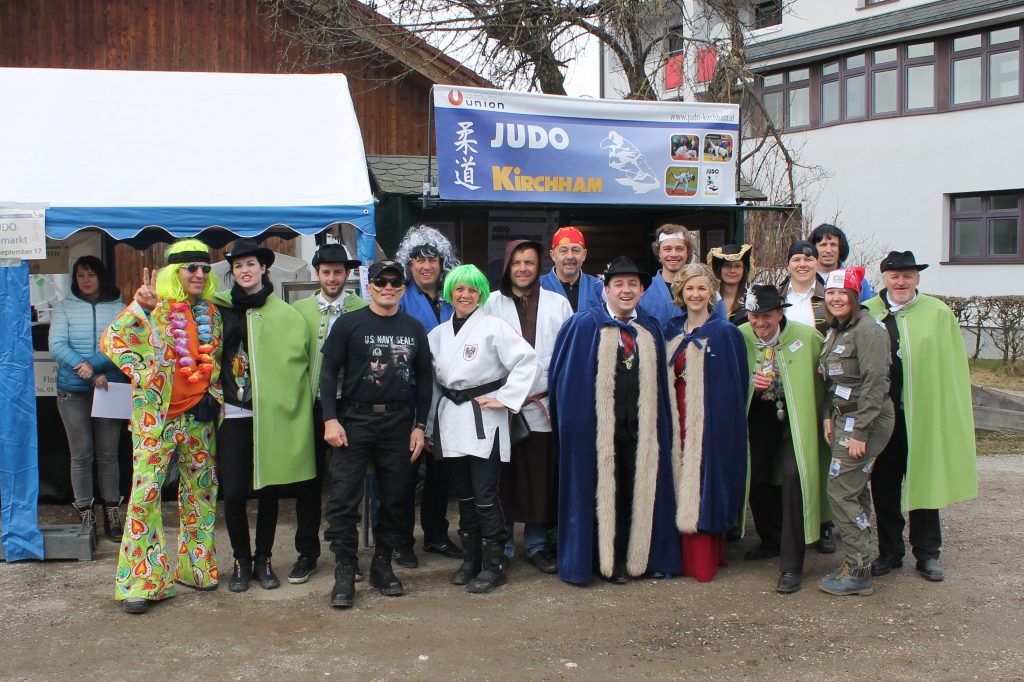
<box><xmin>707</xmin><ymin>243</ymin><xmax>754</xmax><ymax>326</ymax></box>
<box><xmin>213</xmin><ymin>238</ymin><xmax>316</xmax><ymax>593</ymax></box>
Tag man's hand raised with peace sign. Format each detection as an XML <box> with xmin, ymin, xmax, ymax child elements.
<box><xmin>134</xmin><ymin>267</ymin><xmax>159</xmax><ymax>310</ymax></box>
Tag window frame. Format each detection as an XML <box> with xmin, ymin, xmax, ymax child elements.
<box><xmin>949</xmin><ymin>26</ymin><xmax>1023</xmax><ymax>110</ymax></box>
<box><xmin>948</xmin><ymin>191</ymin><xmax>1024</xmax><ymax>264</ymax></box>
<box><xmin>753</xmin><ymin>1</ymin><xmax>782</xmax><ymax>30</ymax></box>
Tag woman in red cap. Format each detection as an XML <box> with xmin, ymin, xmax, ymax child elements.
<box><xmin>817</xmin><ymin>267</ymin><xmax>894</xmax><ymax>596</ymax></box>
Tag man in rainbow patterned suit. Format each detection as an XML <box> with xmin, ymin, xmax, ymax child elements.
<box><xmin>101</xmin><ymin>239</ymin><xmax>223</xmax><ymax>614</ymax></box>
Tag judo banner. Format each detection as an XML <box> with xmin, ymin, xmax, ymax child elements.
<box><xmin>433</xmin><ymin>85</ymin><xmax>740</xmax><ymax>206</ymax></box>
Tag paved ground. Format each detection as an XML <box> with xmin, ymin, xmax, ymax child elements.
<box><xmin>2</xmin><ymin>455</ymin><xmax>1022</xmax><ymax>681</ymax></box>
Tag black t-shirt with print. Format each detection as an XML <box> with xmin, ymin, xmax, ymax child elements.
<box><xmin>319</xmin><ymin>305</ymin><xmax>433</xmax><ymax>424</ymax></box>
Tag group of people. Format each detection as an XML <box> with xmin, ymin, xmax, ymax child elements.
<box><xmin>62</xmin><ymin>220</ymin><xmax>976</xmax><ymax>614</ymax></box>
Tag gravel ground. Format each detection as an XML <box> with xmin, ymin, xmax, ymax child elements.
<box><xmin>2</xmin><ymin>455</ymin><xmax>1022</xmax><ymax>681</ymax></box>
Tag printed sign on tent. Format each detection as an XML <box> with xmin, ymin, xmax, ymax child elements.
<box><xmin>0</xmin><ymin>207</ymin><xmax>46</xmax><ymax>260</ymax></box>
<box><xmin>433</xmin><ymin>86</ymin><xmax>740</xmax><ymax>206</ymax></box>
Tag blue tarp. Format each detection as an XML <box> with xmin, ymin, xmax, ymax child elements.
<box><xmin>0</xmin><ymin>261</ymin><xmax>45</xmax><ymax>561</ymax></box>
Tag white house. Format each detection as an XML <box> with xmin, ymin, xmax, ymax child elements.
<box><xmin>601</xmin><ymin>0</ymin><xmax>1024</xmax><ymax>296</ymax></box>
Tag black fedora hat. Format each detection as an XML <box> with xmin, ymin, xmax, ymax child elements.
<box><xmin>312</xmin><ymin>243</ymin><xmax>361</xmax><ymax>270</ymax></box>
<box><xmin>603</xmin><ymin>256</ymin><xmax>652</xmax><ymax>289</ymax></box>
<box><xmin>880</xmin><ymin>250</ymin><xmax>929</xmax><ymax>272</ymax></box>
<box><xmin>224</xmin><ymin>238</ymin><xmax>275</xmax><ymax>268</ymax></box>
<box><xmin>744</xmin><ymin>284</ymin><xmax>791</xmax><ymax>313</ymax></box>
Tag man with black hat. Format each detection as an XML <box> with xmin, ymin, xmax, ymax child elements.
<box><xmin>863</xmin><ymin>251</ymin><xmax>978</xmax><ymax>583</ymax></box>
<box><xmin>484</xmin><ymin>239</ymin><xmax>572</xmax><ymax>572</ymax></box>
<box><xmin>394</xmin><ymin>225</ymin><xmax>462</xmax><ymax>566</ymax></box>
<box><xmin>288</xmin><ymin>243</ymin><xmax>366</xmax><ymax>585</ymax></box>
<box><xmin>549</xmin><ymin>256</ymin><xmax>680</xmax><ymax>585</ymax></box>
<box><xmin>739</xmin><ymin>285</ymin><xmax>827</xmax><ymax>593</ymax></box>
<box><xmin>319</xmin><ymin>260</ymin><xmax>434</xmax><ymax>608</ymax></box>
<box><xmin>808</xmin><ymin>224</ymin><xmax>877</xmax><ymax>302</ymax></box>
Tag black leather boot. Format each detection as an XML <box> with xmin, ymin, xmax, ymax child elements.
<box><xmin>451</xmin><ymin>529</ymin><xmax>482</xmax><ymax>586</ymax></box>
<box><xmin>102</xmin><ymin>500</ymin><xmax>123</xmax><ymax>544</ymax></box>
<box><xmin>467</xmin><ymin>539</ymin><xmax>507</xmax><ymax>594</ymax></box>
<box><xmin>369</xmin><ymin>548</ymin><xmax>404</xmax><ymax>597</ymax></box>
<box><xmin>252</xmin><ymin>554</ymin><xmax>281</xmax><ymax>589</ymax></box>
<box><xmin>331</xmin><ymin>557</ymin><xmax>357</xmax><ymax>608</ymax></box>
<box><xmin>229</xmin><ymin>559</ymin><xmax>252</xmax><ymax>593</ymax></box>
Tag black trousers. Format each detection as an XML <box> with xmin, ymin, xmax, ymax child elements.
<box><xmin>217</xmin><ymin>417</ymin><xmax>279</xmax><ymax>561</ymax></box>
<box><xmin>400</xmin><ymin>445</ymin><xmax>451</xmax><ymax>547</ymax></box>
<box><xmin>323</xmin><ymin>409</ymin><xmax>412</xmax><ymax>560</ymax></box>
<box><xmin>448</xmin><ymin>438</ymin><xmax>508</xmax><ymax>543</ymax></box>
<box><xmin>293</xmin><ymin>401</ymin><xmax>329</xmax><ymax>560</ymax></box>
<box><xmin>870</xmin><ymin>408</ymin><xmax>942</xmax><ymax>561</ymax></box>
<box><xmin>748</xmin><ymin>401</ymin><xmax>806</xmax><ymax>574</ymax></box>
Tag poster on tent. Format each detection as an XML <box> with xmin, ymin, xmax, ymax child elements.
<box><xmin>486</xmin><ymin>210</ymin><xmax>558</xmax><ymax>283</ymax></box>
<box><xmin>433</xmin><ymin>86</ymin><xmax>740</xmax><ymax>206</ymax></box>
<box><xmin>0</xmin><ymin>207</ymin><xmax>46</xmax><ymax>260</ymax></box>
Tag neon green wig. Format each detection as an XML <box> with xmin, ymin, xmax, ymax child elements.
<box><xmin>442</xmin><ymin>264</ymin><xmax>490</xmax><ymax>307</ymax></box>
<box><xmin>155</xmin><ymin>239</ymin><xmax>218</xmax><ymax>301</ymax></box>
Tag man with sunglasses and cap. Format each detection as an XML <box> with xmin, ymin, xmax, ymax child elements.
<box><xmin>739</xmin><ymin>284</ymin><xmax>827</xmax><ymax>593</ymax></box>
<box><xmin>288</xmin><ymin>243</ymin><xmax>367</xmax><ymax>585</ymax></box>
<box><xmin>863</xmin><ymin>251</ymin><xmax>978</xmax><ymax>583</ymax></box>
<box><xmin>540</xmin><ymin>226</ymin><xmax>604</xmax><ymax>313</ymax></box>
<box><xmin>549</xmin><ymin>256</ymin><xmax>680</xmax><ymax>585</ymax></box>
<box><xmin>319</xmin><ymin>260</ymin><xmax>434</xmax><ymax>608</ymax></box>
<box><xmin>393</xmin><ymin>225</ymin><xmax>463</xmax><ymax>567</ymax></box>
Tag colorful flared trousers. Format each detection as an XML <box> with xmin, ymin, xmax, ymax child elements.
<box><xmin>115</xmin><ymin>413</ymin><xmax>219</xmax><ymax>601</ymax></box>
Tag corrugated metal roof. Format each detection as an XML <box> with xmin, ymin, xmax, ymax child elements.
<box><xmin>747</xmin><ymin>0</ymin><xmax>1023</xmax><ymax>62</ymax></box>
<box><xmin>367</xmin><ymin>154</ymin><xmax>768</xmax><ymax>202</ymax></box>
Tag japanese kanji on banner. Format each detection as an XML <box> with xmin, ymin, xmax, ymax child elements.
<box><xmin>433</xmin><ymin>85</ymin><xmax>740</xmax><ymax>206</ymax></box>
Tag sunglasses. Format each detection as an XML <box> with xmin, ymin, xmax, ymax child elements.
<box><xmin>371</xmin><ymin>276</ymin><xmax>405</xmax><ymax>289</ymax></box>
<box><xmin>180</xmin><ymin>263</ymin><xmax>212</xmax><ymax>274</ymax></box>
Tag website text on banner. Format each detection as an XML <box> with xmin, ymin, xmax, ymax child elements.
<box><xmin>433</xmin><ymin>86</ymin><xmax>740</xmax><ymax>206</ymax></box>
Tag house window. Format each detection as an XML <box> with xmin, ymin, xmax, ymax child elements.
<box><xmin>950</xmin><ymin>192</ymin><xmax>1022</xmax><ymax>262</ymax></box>
<box><xmin>905</xmin><ymin>42</ymin><xmax>936</xmax><ymax>110</ymax></box>
<box><xmin>952</xmin><ymin>27</ymin><xmax>1022</xmax><ymax>106</ymax></box>
<box><xmin>665</xmin><ymin>26</ymin><xmax>686</xmax><ymax>90</ymax></box>
<box><xmin>821</xmin><ymin>62</ymin><xmax>840</xmax><ymax>123</ymax></box>
<box><xmin>754</xmin><ymin>1</ymin><xmax>782</xmax><ymax>29</ymax></box>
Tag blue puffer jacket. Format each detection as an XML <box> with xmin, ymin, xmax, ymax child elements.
<box><xmin>48</xmin><ymin>291</ymin><xmax>128</xmax><ymax>392</ymax></box>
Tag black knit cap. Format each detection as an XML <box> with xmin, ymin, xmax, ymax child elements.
<box><xmin>787</xmin><ymin>240</ymin><xmax>817</xmax><ymax>261</ymax></box>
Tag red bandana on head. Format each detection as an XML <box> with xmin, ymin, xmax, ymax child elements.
<box><xmin>551</xmin><ymin>226</ymin><xmax>586</xmax><ymax>250</ymax></box>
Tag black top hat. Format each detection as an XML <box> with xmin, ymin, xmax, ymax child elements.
<box><xmin>880</xmin><ymin>250</ymin><xmax>929</xmax><ymax>272</ymax></box>
<box><xmin>603</xmin><ymin>256</ymin><xmax>652</xmax><ymax>289</ymax></box>
<box><xmin>367</xmin><ymin>260</ymin><xmax>406</xmax><ymax>282</ymax></box>
<box><xmin>224</xmin><ymin>238</ymin><xmax>275</xmax><ymax>268</ymax></box>
<box><xmin>312</xmin><ymin>243</ymin><xmax>361</xmax><ymax>270</ymax></box>
<box><xmin>744</xmin><ymin>284</ymin><xmax>791</xmax><ymax>313</ymax></box>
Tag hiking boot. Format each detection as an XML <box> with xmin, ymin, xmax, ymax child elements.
<box><xmin>369</xmin><ymin>548</ymin><xmax>404</xmax><ymax>597</ymax></box>
<box><xmin>331</xmin><ymin>558</ymin><xmax>357</xmax><ymax>608</ymax></box>
<box><xmin>819</xmin><ymin>562</ymin><xmax>874</xmax><ymax>596</ymax></box>
<box><xmin>74</xmin><ymin>503</ymin><xmax>97</xmax><ymax>544</ymax></box>
<box><xmin>102</xmin><ymin>500</ymin><xmax>123</xmax><ymax>544</ymax></box>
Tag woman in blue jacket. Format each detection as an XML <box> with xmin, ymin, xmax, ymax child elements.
<box><xmin>48</xmin><ymin>256</ymin><xmax>128</xmax><ymax>542</ymax></box>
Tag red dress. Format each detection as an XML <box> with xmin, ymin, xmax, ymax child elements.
<box><xmin>674</xmin><ymin>345</ymin><xmax>726</xmax><ymax>582</ymax></box>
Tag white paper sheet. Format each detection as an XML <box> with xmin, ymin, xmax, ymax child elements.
<box><xmin>91</xmin><ymin>382</ymin><xmax>132</xmax><ymax>420</ymax></box>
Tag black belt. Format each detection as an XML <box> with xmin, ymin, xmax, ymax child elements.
<box><xmin>833</xmin><ymin>403</ymin><xmax>857</xmax><ymax>416</ymax></box>
<box><xmin>439</xmin><ymin>378</ymin><xmax>506</xmax><ymax>439</ymax></box>
<box><xmin>345</xmin><ymin>400</ymin><xmax>406</xmax><ymax>414</ymax></box>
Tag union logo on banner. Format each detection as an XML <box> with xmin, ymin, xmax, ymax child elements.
<box><xmin>448</xmin><ymin>90</ymin><xmax>464</xmax><ymax>106</ymax></box>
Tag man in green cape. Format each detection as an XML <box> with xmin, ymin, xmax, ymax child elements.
<box><xmin>288</xmin><ymin>243</ymin><xmax>366</xmax><ymax>584</ymax></box>
<box><xmin>864</xmin><ymin>251</ymin><xmax>978</xmax><ymax>583</ymax></box>
<box><xmin>740</xmin><ymin>284</ymin><xmax>828</xmax><ymax>594</ymax></box>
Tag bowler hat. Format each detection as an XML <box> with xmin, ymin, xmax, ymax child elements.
<box><xmin>603</xmin><ymin>256</ymin><xmax>652</xmax><ymax>289</ymax></box>
<box><xmin>312</xmin><ymin>243</ymin><xmax>361</xmax><ymax>270</ymax></box>
<box><xmin>744</xmin><ymin>284</ymin><xmax>791</xmax><ymax>313</ymax></box>
<box><xmin>224</xmin><ymin>238</ymin><xmax>275</xmax><ymax>268</ymax></box>
<box><xmin>880</xmin><ymin>250</ymin><xmax>929</xmax><ymax>272</ymax></box>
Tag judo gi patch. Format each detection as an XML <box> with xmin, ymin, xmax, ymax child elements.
<box><xmin>463</xmin><ymin>344</ymin><xmax>478</xmax><ymax>361</ymax></box>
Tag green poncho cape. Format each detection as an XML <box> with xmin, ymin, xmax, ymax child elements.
<box><xmin>741</xmin><ymin>320</ymin><xmax>829</xmax><ymax>542</ymax></box>
<box><xmin>212</xmin><ymin>291</ymin><xmax>315</xmax><ymax>489</ymax></box>
<box><xmin>864</xmin><ymin>293</ymin><xmax>978</xmax><ymax>510</ymax></box>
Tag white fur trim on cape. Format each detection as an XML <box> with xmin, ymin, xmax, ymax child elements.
<box><xmin>594</xmin><ymin>325</ymin><xmax>661</xmax><ymax>578</ymax></box>
<box><xmin>666</xmin><ymin>334</ymin><xmax>707</xmax><ymax>534</ymax></box>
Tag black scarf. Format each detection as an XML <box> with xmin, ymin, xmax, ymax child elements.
<box><xmin>230</xmin><ymin>280</ymin><xmax>274</xmax><ymax>310</ymax></box>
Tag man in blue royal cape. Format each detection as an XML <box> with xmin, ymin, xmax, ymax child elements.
<box><xmin>550</xmin><ymin>256</ymin><xmax>680</xmax><ymax>585</ymax></box>
<box><xmin>539</xmin><ymin>226</ymin><xmax>604</xmax><ymax>313</ymax></box>
<box><xmin>393</xmin><ymin>225</ymin><xmax>463</xmax><ymax>566</ymax></box>
<box><xmin>639</xmin><ymin>224</ymin><xmax>696</xmax><ymax>327</ymax></box>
